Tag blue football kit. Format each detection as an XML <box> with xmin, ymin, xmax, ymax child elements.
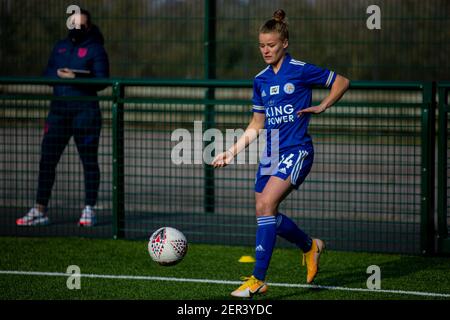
<box><xmin>252</xmin><ymin>53</ymin><xmax>336</xmax><ymax>193</ymax></box>
<box><xmin>248</xmin><ymin>53</ymin><xmax>337</xmax><ymax>283</ymax></box>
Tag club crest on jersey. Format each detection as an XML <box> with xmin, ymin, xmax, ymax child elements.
<box><xmin>284</xmin><ymin>83</ymin><xmax>295</xmax><ymax>94</ymax></box>
<box><xmin>78</xmin><ymin>48</ymin><xmax>88</xmax><ymax>58</ymax></box>
<box><xmin>270</xmin><ymin>85</ymin><xmax>279</xmax><ymax>95</ymax></box>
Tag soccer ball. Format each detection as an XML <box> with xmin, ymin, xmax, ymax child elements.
<box><xmin>148</xmin><ymin>227</ymin><xmax>188</xmax><ymax>266</ymax></box>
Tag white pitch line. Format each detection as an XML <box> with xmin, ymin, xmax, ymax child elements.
<box><xmin>1</xmin><ymin>270</ymin><xmax>449</xmax><ymax>298</ymax></box>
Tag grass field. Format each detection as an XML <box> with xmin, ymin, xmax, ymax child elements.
<box><xmin>1</xmin><ymin>236</ymin><xmax>450</xmax><ymax>300</ymax></box>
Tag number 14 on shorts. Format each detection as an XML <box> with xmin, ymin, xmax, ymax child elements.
<box><xmin>279</xmin><ymin>153</ymin><xmax>294</xmax><ymax>169</ymax></box>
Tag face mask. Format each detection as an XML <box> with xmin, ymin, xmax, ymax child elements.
<box><xmin>69</xmin><ymin>25</ymin><xmax>88</xmax><ymax>44</ymax></box>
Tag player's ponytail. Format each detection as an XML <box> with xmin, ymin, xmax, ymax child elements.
<box><xmin>259</xmin><ymin>9</ymin><xmax>289</xmax><ymax>41</ymax></box>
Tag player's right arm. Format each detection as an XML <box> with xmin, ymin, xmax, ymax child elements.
<box><xmin>43</xmin><ymin>43</ymin><xmax>60</xmax><ymax>78</ymax></box>
<box><xmin>211</xmin><ymin>112</ymin><xmax>265</xmax><ymax>168</ymax></box>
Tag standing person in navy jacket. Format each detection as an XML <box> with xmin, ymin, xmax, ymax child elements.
<box><xmin>17</xmin><ymin>9</ymin><xmax>109</xmax><ymax>227</ymax></box>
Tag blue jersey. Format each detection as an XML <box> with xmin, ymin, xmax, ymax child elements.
<box><xmin>252</xmin><ymin>53</ymin><xmax>336</xmax><ymax>153</ymax></box>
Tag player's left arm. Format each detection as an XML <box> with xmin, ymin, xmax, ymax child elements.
<box><xmin>297</xmin><ymin>74</ymin><xmax>350</xmax><ymax>116</ymax></box>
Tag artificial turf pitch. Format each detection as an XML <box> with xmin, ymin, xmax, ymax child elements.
<box><xmin>1</xmin><ymin>236</ymin><xmax>449</xmax><ymax>300</ymax></box>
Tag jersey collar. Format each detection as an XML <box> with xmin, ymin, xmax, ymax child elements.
<box><xmin>270</xmin><ymin>52</ymin><xmax>292</xmax><ymax>75</ymax></box>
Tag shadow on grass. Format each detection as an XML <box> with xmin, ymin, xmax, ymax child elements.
<box><xmin>314</xmin><ymin>255</ymin><xmax>450</xmax><ymax>290</ymax></box>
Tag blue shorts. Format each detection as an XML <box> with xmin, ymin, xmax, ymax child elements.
<box><xmin>254</xmin><ymin>143</ymin><xmax>314</xmax><ymax>193</ymax></box>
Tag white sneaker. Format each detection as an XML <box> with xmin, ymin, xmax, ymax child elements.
<box><xmin>16</xmin><ymin>207</ymin><xmax>49</xmax><ymax>226</ymax></box>
<box><xmin>79</xmin><ymin>206</ymin><xmax>97</xmax><ymax>227</ymax></box>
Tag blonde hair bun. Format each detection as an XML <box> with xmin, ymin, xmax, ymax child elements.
<box><xmin>273</xmin><ymin>9</ymin><xmax>286</xmax><ymax>23</ymax></box>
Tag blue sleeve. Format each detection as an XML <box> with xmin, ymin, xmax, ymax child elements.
<box><xmin>87</xmin><ymin>45</ymin><xmax>110</xmax><ymax>91</ymax></box>
<box><xmin>252</xmin><ymin>79</ymin><xmax>265</xmax><ymax>113</ymax></box>
<box><xmin>91</xmin><ymin>45</ymin><xmax>110</xmax><ymax>79</ymax></box>
<box><xmin>301</xmin><ymin>63</ymin><xmax>336</xmax><ymax>88</ymax></box>
<box><xmin>43</xmin><ymin>44</ymin><xmax>59</xmax><ymax>78</ymax></box>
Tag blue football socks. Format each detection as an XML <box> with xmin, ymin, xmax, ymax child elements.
<box><xmin>276</xmin><ymin>212</ymin><xmax>312</xmax><ymax>252</ymax></box>
<box><xmin>252</xmin><ymin>216</ymin><xmax>277</xmax><ymax>281</ymax></box>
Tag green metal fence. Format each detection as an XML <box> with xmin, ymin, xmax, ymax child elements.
<box><xmin>0</xmin><ymin>78</ymin><xmax>114</xmax><ymax>238</ymax></box>
<box><xmin>1</xmin><ymin>78</ymin><xmax>445</xmax><ymax>254</ymax></box>
<box><xmin>1</xmin><ymin>0</ymin><xmax>449</xmax><ymax>81</ymax></box>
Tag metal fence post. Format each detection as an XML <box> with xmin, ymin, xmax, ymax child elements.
<box><xmin>112</xmin><ymin>81</ymin><xmax>125</xmax><ymax>239</ymax></box>
<box><xmin>204</xmin><ymin>0</ymin><xmax>216</xmax><ymax>214</ymax></box>
<box><xmin>420</xmin><ymin>82</ymin><xmax>436</xmax><ymax>255</ymax></box>
<box><xmin>437</xmin><ymin>84</ymin><xmax>449</xmax><ymax>253</ymax></box>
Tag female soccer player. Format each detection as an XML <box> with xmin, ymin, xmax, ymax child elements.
<box><xmin>212</xmin><ymin>9</ymin><xmax>349</xmax><ymax>298</ymax></box>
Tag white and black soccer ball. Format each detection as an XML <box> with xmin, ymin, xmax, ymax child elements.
<box><xmin>148</xmin><ymin>227</ymin><xmax>188</xmax><ymax>266</ymax></box>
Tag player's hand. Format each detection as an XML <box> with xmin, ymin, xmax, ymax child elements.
<box><xmin>57</xmin><ymin>68</ymin><xmax>76</xmax><ymax>79</ymax></box>
<box><xmin>297</xmin><ymin>104</ymin><xmax>327</xmax><ymax>117</ymax></box>
<box><xmin>211</xmin><ymin>150</ymin><xmax>234</xmax><ymax>168</ymax></box>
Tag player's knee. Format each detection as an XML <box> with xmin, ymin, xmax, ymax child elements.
<box><xmin>82</xmin><ymin>160</ymin><xmax>100</xmax><ymax>175</ymax></box>
<box><xmin>255</xmin><ymin>198</ymin><xmax>277</xmax><ymax>216</ymax></box>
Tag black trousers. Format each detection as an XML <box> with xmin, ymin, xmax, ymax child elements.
<box><xmin>36</xmin><ymin>107</ymin><xmax>102</xmax><ymax>207</ymax></box>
